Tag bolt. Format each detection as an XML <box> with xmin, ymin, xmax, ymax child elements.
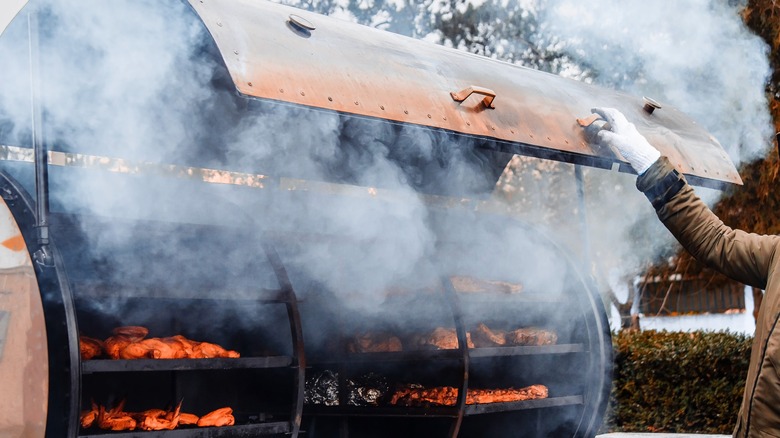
<box><xmin>328</xmin><ymin>97</ymin><xmax>333</xmax><ymax>102</ymax></box>
<box><xmin>248</xmin><ymin>82</ymin><xmax>253</xmax><ymax>87</ymax></box>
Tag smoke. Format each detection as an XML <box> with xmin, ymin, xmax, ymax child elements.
<box><xmin>0</xmin><ymin>0</ymin><xmax>770</xmax><ymax>352</ymax></box>
<box><xmin>539</xmin><ymin>0</ymin><xmax>773</xmax><ymax>166</ymax></box>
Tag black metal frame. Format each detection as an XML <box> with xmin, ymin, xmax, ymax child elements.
<box><xmin>0</xmin><ymin>170</ymin><xmax>81</xmax><ymax>437</ymax></box>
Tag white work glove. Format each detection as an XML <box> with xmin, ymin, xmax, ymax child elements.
<box><xmin>591</xmin><ymin>107</ymin><xmax>660</xmax><ymax>175</ymax></box>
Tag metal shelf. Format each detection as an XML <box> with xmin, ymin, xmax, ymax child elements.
<box><xmin>81</xmin><ymin>356</ymin><xmax>293</xmax><ymax>374</ymax></box>
<box><xmin>79</xmin><ymin>420</ymin><xmax>291</xmax><ymax>437</ymax></box>
<box><xmin>463</xmin><ymin>395</ymin><xmax>584</xmax><ymax>416</ymax></box>
<box><xmin>303</xmin><ymin>395</ymin><xmax>583</xmax><ymax>418</ymax></box>
<box><xmin>469</xmin><ymin>344</ymin><xmax>585</xmax><ymax>358</ymax></box>
<box><xmin>304</xmin><ymin>405</ymin><xmax>459</xmax><ymax>418</ymax></box>
<box><xmin>311</xmin><ymin>349</ymin><xmax>462</xmax><ymax>365</ymax></box>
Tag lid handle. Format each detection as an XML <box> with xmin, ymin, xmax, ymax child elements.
<box><xmin>450</xmin><ymin>86</ymin><xmax>496</xmax><ymax>109</ymax></box>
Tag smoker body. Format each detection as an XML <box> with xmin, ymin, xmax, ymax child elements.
<box><xmin>0</xmin><ymin>0</ymin><xmax>740</xmax><ymax>437</ymax></box>
<box><xmin>0</xmin><ymin>168</ymin><xmax>613</xmax><ymax>438</ymax></box>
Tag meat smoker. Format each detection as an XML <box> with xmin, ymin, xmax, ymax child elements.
<box><xmin>0</xmin><ymin>0</ymin><xmax>741</xmax><ymax>437</ymax></box>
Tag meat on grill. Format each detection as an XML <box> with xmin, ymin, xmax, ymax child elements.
<box><xmin>506</xmin><ymin>327</ymin><xmax>558</xmax><ymax>346</ymax></box>
<box><xmin>179</xmin><ymin>412</ymin><xmax>200</xmax><ymax>425</ymax></box>
<box><xmin>470</xmin><ymin>324</ymin><xmax>558</xmax><ymax>347</ymax></box>
<box><xmin>412</xmin><ymin>327</ymin><xmax>473</xmax><ymax>350</ymax></box>
<box><xmin>470</xmin><ymin>323</ymin><xmax>506</xmax><ymax>347</ymax></box>
<box><xmin>192</xmin><ymin>341</ymin><xmax>240</xmax><ymax>359</ymax></box>
<box><xmin>197</xmin><ymin>407</ymin><xmax>235</xmax><ymax>427</ymax></box>
<box><xmin>390</xmin><ymin>384</ymin><xmax>548</xmax><ymax>406</ymax></box>
<box><xmin>348</xmin><ymin>332</ymin><xmax>403</xmax><ymax>353</ymax></box>
<box><xmin>80</xmin><ymin>401</ymin><xmax>217</xmax><ymax>431</ymax></box>
<box><xmin>85</xmin><ymin>326</ymin><xmax>240</xmax><ymax>360</ymax></box>
<box><xmin>80</xmin><ymin>401</ymin><xmax>99</xmax><ymax>429</ymax></box>
<box><xmin>137</xmin><ymin>401</ymin><xmax>182</xmax><ymax>431</ymax></box>
<box><xmin>97</xmin><ymin>400</ymin><xmax>137</xmax><ymax>431</ymax></box>
<box><xmin>79</xmin><ymin>336</ymin><xmax>104</xmax><ymax>360</ymax></box>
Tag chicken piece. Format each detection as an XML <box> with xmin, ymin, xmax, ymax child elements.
<box><xmin>137</xmin><ymin>338</ymin><xmax>182</xmax><ymax>359</ymax></box>
<box><xmin>79</xmin><ymin>336</ymin><xmax>104</xmax><ymax>360</ymax></box>
<box><xmin>80</xmin><ymin>401</ymin><xmax>99</xmax><ymax>428</ymax></box>
<box><xmin>197</xmin><ymin>407</ymin><xmax>235</xmax><ymax>427</ymax></box>
<box><xmin>179</xmin><ymin>412</ymin><xmax>199</xmax><ymax>425</ymax></box>
<box><xmin>98</xmin><ymin>402</ymin><xmax>137</xmax><ymax>431</ymax></box>
<box><xmin>162</xmin><ymin>335</ymin><xmax>195</xmax><ymax>358</ymax></box>
<box><xmin>119</xmin><ymin>342</ymin><xmax>155</xmax><ymax>360</ymax></box>
<box><xmin>191</xmin><ymin>342</ymin><xmax>240</xmax><ymax>359</ymax></box>
<box><xmin>470</xmin><ymin>323</ymin><xmax>506</xmax><ymax>348</ymax></box>
<box><xmin>112</xmin><ymin>326</ymin><xmax>149</xmax><ymax>342</ymax></box>
<box><xmin>105</xmin><ymin>336</ymin><xmax>134</xmax><ymax>360</ymax></box>
<box><xmin>138</xmin><ymin>401</ymin><xmax>181</xmax><ymax>431</ymax></box>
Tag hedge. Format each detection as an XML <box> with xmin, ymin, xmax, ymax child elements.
<box><xmin>603</xmin><ymin>330</ymin><xmax>752</xmax><ymax>434</ymax></box>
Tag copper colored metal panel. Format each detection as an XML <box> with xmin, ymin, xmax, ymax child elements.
<box><xmin>188</xmin><ymin>0</ymin><xmax>741</xmax><ymax>186</ymax></box>
<box><xmin>0</xmin><ymin>198</ymin><xmax>48</xmax><ymax>438</ymax></box>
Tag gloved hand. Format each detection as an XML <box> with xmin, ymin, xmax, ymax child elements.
<box><xmin>591</xmin><ymin>107</ymin><xmax>660</xmax><ymax>175</ymax></box>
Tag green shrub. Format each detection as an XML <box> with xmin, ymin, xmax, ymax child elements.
<box><xmin>603</xmin><ymin>330</ymin><xmax>752</xmax><ymax>434</ymax></box>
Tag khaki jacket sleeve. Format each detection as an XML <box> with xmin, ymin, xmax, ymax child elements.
<box><xmin>637</xmin><ymin>157</ymin><xmax>779</xmax><ymax>290</ymax></box>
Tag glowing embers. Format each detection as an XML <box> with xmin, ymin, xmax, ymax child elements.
<box><xmin>79</xmin><ymin>326</ymin><xmax>240</xmax><ymax>360</ymax></box>
<box><xmin>80</xmin><ymin>400</ymin><xmax>234</xmax><ymax>431</ymax></box>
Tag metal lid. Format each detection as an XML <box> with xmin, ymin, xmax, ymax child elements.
<box><xmin>188</xmin><ymin>0</ymin><xmax>741</xmax><ymax>187</ymax></box>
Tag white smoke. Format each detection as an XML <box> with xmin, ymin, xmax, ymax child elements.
<box><xmin>0</xmin><ymin>0</ymin><xmax>772</xmax><ymax>326</ymax></box>
<box><xmin>540</xmin><ymin>0</ymin><xmax>773</xmax><ymax>165</ymax></box>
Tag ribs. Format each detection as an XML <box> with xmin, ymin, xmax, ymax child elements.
<box><xmin>390</xmin><ymin>384</ymin><xmax>548</xmax><ymax>406</ymax></box>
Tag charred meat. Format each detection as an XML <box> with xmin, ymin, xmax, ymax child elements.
<box><xmin>390</xmin><ymin>384</ymin><xmax>548</xmax><ymax>406</ymax></box>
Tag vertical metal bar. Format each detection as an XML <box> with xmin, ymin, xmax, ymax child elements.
<box><xmin>27</xmin><ymin>11</ymin><xmax>52</xmax><ymax>267</ymax></box>
<box><xmin>442</xmin><ymin>277</ymin><xmax>468</xmax><ymax>437</ymax></box>
<box><xmin>262</xmin><ymin>242</ymin><xmax>305</xmax><ymax>438</ymax></box>
<box><xmin>574</xmin><ymin>165</ymin><xmax>591</xmax><ymax>266</ymax></box>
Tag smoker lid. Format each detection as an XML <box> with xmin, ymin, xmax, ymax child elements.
<box><xmin>188</xmin><ymin>0</ymin><xmax>740</xmax><ymax>187</ymax></box>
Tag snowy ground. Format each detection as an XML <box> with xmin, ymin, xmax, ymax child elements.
<box><xmin>610</xmin><ymin>286</ymin><xmax>756</xmax><ymax>335</ymax></box>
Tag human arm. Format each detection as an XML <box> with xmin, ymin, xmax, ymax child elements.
<box><xmin>592</xmin><ymin>107</ymin><xmax>778</xmax><ymax>289</ymax></box>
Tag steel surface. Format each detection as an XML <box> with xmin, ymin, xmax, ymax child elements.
<box><xmin>188</xmin><ymin>0</ymin><xmax>741</xmax><ymax>186</ymax></box>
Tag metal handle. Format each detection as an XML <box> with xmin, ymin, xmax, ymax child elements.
<box><xmin>450</xmin><ymin>85</ymin><xmax>496</xmax><ymax>109</ymax></box>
